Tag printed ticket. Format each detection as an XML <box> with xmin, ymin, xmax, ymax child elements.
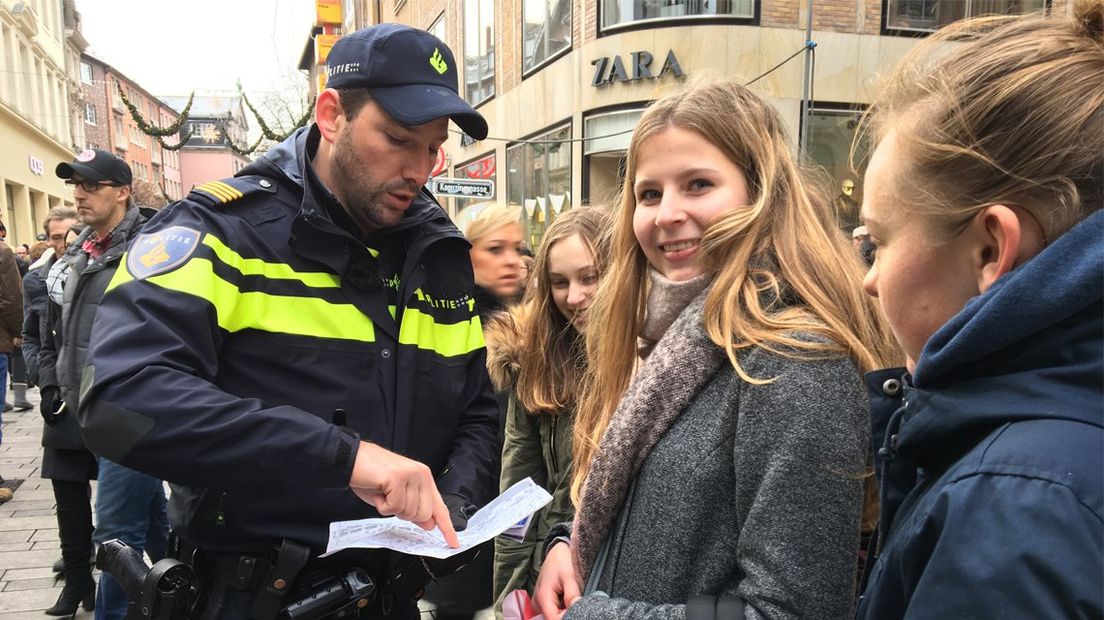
<box><xmin>324</xmin><ymin>477</ymin><xmax>552</xmax><ymax>558</ymax></box>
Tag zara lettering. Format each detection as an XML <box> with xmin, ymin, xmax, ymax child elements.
<box><xmin>590</xmin><ymin>50</ymin><xmax>685</xmax><ymax>87</ymax></box>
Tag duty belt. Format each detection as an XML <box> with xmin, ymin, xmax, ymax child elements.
<box><xmin>172</xmin><ymin>537</ymin><xmax>314</xmax><ymax>619</ymax></box>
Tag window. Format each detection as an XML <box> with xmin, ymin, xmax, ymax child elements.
<box><xmin>583</xmin><ymin>108</ymin><xmax>642</xmax><ymax>206</ymax></box>
<box><xmin>453</xmin><ymin>152</ymin><xmax>496</xmax><ymax>215</ymax></box>
<box><xmin>805</xmin><ymin>106</ymin><xmax>868</xmax><ymax>235</ymax></box>
<box><xmin>80</xmin><ymin>62</ymin><xmax>92</xmax><ymax>84</ymax></box>
<box><xmin>429</xmin><ymin>13</ymin><xmax>445</xmax><ymax>42</ymax></box>
<box><xmin>601</xmin><ymin>0</ymin><xmax>754</xmax><ymax>32</ymax></box>
<box><xmin>523</xmin><ymin>0</ymin><xmax>571</xmax><ymax>75</ymax></box>
<box><xmin>84</xmin><ymin>103</ymin><xmax>96</xmax><ymax>125</ymax></box>
<box><xmin>114</xmin><ymin>114</ymin><xmax>126</xmax><ymax>146</ymax></box>
<box><xmin>464</xmin><ymin>0</ymin><xmax>495</xmax><ymax>106</ymax></box>
<box><xmin>507</xmin><ymin>124</ymin><xmax>572</xmax><ymax>248</ymax></box>
<box><xmin>343</xmin><ymin>0</ymin><xmax>357</xmax><ymax>32</ymax></box>
<box><xmin>111</xmin><ymin>81</ymin><xmax>123</xmax><ymax>110</ymax></box>
<box><xmin>884</xmin><ymin>0</ymin><xmax>1045</xmax><ymax>32</ymax></box>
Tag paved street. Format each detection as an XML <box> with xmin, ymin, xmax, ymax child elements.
<box><xmin>0</xmin><ymin>388</ymin><xmax>95</xmax><ymax>619</ymax></box>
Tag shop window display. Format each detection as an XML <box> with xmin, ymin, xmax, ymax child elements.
<box><xmin>507</xmin><ymin>125</ymin><xmax>572</xmax><ymax>248</ymax></box>
<box><xmin>806</xmin><ymin>107</ymin><xmax>867</xmax><ymax>234</ymax></box>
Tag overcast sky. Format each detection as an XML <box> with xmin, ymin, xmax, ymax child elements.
<box><xmin>77</xmin><ymin>0</ymin><xmax>315</xmax><ymax>110</ymax></box>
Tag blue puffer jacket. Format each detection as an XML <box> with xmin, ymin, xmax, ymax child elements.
<box><xmin>857</xmin><ymin>211</ymin><xmax>1104</xmax><ymax>619</ymax></box>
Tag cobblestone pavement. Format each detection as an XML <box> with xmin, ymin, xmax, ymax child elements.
<box><xmin>0</xmin><ymin>387</ymin><xmax>95</xmax><ymax>619</ymax></box>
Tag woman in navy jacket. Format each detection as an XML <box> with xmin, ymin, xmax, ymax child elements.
<box><xmin>855</xmin><ymin>3</ymin><xmax>1103</xmax><ymax>618</ymax></box>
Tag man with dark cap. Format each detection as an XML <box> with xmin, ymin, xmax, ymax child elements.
<box><xmin>79</xmin><ymin>24</ymin><xmax>498</xmax><ymax>619</ymax></box>
<box><xmin>45</xmin><ymin>150</ymin><xmax>169</xmax><ymax>617</ymax></box>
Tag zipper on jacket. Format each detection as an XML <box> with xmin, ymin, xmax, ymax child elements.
<box><xmin>549</xmin><ymin>416</ymin><xmax>559</xmax><ymax>474</ymax></box>
<box><xmin>875</xmin><ymin>439</ymin><xmax>893</xmax><ymax>556</ymax></box>
<box><xmin>212</xmin><ymin>490</ymin><xmax>228</xmax><ymax>527</ymax></box>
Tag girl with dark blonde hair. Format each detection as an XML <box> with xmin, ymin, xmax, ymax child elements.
<box><xmin>856</xmin><ymin>2</ymin><xmax>1103</xmax><ymax>616</ymax></box>
<box><xmin>533</xmin><ymin>78</ymin><xmax>899</xmax><ymax>619</ymax></box>
<box><xmin>487</xmin><ymin>207</ymin><xmax>611</xmax><ymax>615</ymax></box>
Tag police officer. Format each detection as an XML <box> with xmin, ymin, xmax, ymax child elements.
<box><xmin>78</xmin><ymin>24</ymin><xmax>498</xmax><ymax>619</ymax></box>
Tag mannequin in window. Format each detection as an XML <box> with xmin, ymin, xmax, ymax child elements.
<box><xmin>835</xmin><ymin>179</ymin><xmax>860</xmax><ymax>233</ymax></box>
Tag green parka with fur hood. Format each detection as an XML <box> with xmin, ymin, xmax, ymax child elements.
<box><xmin>487</xmin><ymin>309</ymin><xmax>576</xmax><ymax>617</ymax></box>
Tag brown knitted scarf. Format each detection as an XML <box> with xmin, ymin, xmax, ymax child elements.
<box><xmin>638</xmin><ymin>269</ymin><xmax>715</xmax><ymax>358</ymax></box>
<box><xmin>571</xmin><ymin>290</ymin><xmax>726</xmax><ymax>584</ymax></box>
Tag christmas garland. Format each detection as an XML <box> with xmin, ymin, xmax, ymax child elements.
<box><xmin>157</xmin><ymin>131</ymin><xmax>193</xmax><ymax>152</ymax></box>
<box><xmin>226</xmin><ymin>135</ymin><xmax>266</xmax><ymax>157</ymax></box>
<box><xmin>117</xmin><ymin>83</ymin><xmax>192</xmax><ymax>136</ymax></box>
<box><xmin>227</xmin><ymin>87</ymin><xmax>315</xmax><ymax>155</ymax></box>
<box><xmin>115</xmin><ymin>80</ymin><xmax>313</xmax><ymax>157</ymax></box>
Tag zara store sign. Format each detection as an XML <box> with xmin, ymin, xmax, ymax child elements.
<box><xmin>590</xmin><ymin>49</ymin><xmax>685</xmax><ymax>87</ymax></box>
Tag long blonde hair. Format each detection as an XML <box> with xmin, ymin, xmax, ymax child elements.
<box><xmin>857</xmin><ymin>0</ymin><xmax>1103</xmax><ymax>242</ymax></box>
<box><xmin>571</xmin><ymin>79</ymin><xmax>900</xmax><ymax>505</ymax></box>
<box><xmin>512</xmin><ymin>207</ymin><xmax>612</xmax><ymax>414</ymax></box>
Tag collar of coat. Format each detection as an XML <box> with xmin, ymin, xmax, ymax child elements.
<box><xmin>572</xmin><ymin>288</ymin><xmax>725</xmax><ymax>584</ymax></box>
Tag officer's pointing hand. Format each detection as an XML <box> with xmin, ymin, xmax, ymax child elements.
<box><xmin>349</xmin><ymin>441</ymin><xmax>460</xmax><ymax>548</ymax></box>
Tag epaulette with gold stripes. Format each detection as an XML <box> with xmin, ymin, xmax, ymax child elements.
<box><xmin>187</xmin><ymin>176</ymin><xmax>276</xmax><ymax>208</ymax></box>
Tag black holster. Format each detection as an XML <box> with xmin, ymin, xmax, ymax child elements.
<box><xmin>96</xmin><ymin>539</ymin><xmax>200</xmax><ymax>620</ymax></box>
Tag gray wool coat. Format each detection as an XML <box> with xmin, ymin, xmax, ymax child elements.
<box><xmin>565</xmin><ymin>297</ymin><xmax>869</xmax><ymax>620</ymax></box>
<box><xmin>39</xmin><ymin>208</ymin><xmax>148</xmax><ymax>451</ymax></box>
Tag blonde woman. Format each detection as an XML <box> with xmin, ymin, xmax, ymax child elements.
<box><xmin>464</xmin><ymin>203</ymin><xmax>525</xmax><ymax>317</ymax></box>
<box><xmin>486</xmin><ymin>207</ymin><xmax>611</xmax><ymax>614</ymax></box>
<box><xmin>422</xmin><ymin>202</ymin><xmax>525</xmax><ymax>619</ymax></box>
<box><xmin>533</xmin><ymin>79</ymin><xmax>899</xmax><ymax>619</ymax></box>
<box><xmin>856</xmin><ymin>2</ymin><xmax>1103</xmax><ymax>617</ymax></box>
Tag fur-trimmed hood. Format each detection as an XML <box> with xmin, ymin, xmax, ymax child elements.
<box><xmin>483</xmin><ymin>304</ymin><xmax>526</xmax><ymax>392</ymax></box>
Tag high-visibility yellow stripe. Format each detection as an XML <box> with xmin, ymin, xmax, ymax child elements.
<box><xmin>398</xmin><ymin>307</ymin><xmax>483</xmax><ymax>357</ymax></box>
<box><xmin>107</xmin><ymin>241</ymin><xmax>481</xmax><ymax>355</ymax></box>
<box><xmin>201</xmin><ymin>235</ymin><xmax>340</xmax><ymax>289</ymax></box>
<box><xmin>106</xmin><ymin>258</ymin><xmax>134</xmax><ymax>292</ymax></box>
<box><xmin>145</xmin><ymin>257</ymin><xmax>375</xmax><ymax>341</ymax></box>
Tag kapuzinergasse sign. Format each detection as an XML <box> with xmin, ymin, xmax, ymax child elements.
<box><xmin>431</xmin><ymin>178</ymin><xmax>495</xmax><ymax>198</ymax></box>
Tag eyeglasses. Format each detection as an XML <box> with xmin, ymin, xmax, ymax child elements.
<box><xmin>65</xmin><ymin>179</ymin><xmax>120</xmax><ymax>192</ymax></box>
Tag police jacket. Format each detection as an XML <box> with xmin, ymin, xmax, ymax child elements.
<box><xmin>79</xmin><ymin>126</ymin><xmax>500</xmax><ymax>555</ymax></box>
<box><xmin>856</xmin><ymin>211</ymin><xmax>1104</xmax><ymax>619</ymax></box>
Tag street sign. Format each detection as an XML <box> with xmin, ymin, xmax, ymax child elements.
<box><xmin>431</xmin><ymin>178</ymin><xmax>495</xmax><ymax>199</ymax></box>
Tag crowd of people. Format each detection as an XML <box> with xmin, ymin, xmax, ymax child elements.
<box><xmin>0</xmin><ymin>3</ymin><xmax>1099</xmax><ymax>619</ymax></box>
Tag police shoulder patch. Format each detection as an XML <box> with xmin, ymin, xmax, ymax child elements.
<box><xmin>127</xmin><ymin>226</ymin><xmax>202</xmax><ymax>280</ymax></box>
<box><xmin>188</xmin><ymin>177</ymin><xmax>275</xmax><ymax>208</ymax></box>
